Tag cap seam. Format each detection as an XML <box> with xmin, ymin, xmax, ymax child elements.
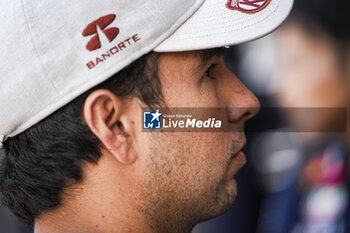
<box><xmin>20</xmin><ymin>0</ymin><xmax>59</xmax><ymax>92</ymax></box>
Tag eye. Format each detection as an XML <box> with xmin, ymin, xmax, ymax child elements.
<box><xmin>204</xmin><ymin>64</ymin><xmax>218</xmax><ymax>80</ymax></box>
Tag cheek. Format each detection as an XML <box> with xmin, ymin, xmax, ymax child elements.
<box><xmin>146</xmin><ymin>133</ymin><xmax>231</xmax><ymax>185</ymax></box>
<box><xmin>171</xmin><ymin>133</ymin><xmax>231</xmax><ymax>186</ymax></box>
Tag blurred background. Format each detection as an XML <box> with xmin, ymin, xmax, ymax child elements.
<box><xmin>1</xmin><ymin>0</ymin><xmax>350</xmax><ymax>232</ymax></box>
<box><xmin>194</xmin><ymin>0</ymin><xmax>350</xmax><ymax>232</ymax></box>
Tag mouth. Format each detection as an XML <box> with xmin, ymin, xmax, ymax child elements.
<box><xmin>230</xmin><ymin>139</ymin><xmax>247</xmax><ymax>160</ymax></box>
<box><xmin>224</xmin><ymin>139</ymin><xmax>247</xmax><ymax>182</ymax></box>
<box><xmin>231</xmin><ymin>151</ymin><xmax>246</xmax><ymax>163</ymax></box>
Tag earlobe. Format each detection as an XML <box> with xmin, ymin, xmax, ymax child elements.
<box><xmin>83</xmin><ymin>89</ymin><xmax>136</xmax><ymax>165</ymax></box>
<box><xmin>109</xmin><ymin>134</ymin><xmax>136</xmax><ymax>164</ymax></box>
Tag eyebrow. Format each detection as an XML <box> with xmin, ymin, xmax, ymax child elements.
<box><xmin>197</xmin><ymin>47</ymin><xmax>226</xmax><ymax>72</ymax></box>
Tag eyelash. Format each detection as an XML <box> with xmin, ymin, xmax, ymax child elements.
<box><xmin>204</xmin><ymin>64</ymin><xmax>218</xmax><ymax>80</ymax></box>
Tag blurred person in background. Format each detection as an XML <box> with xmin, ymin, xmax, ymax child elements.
<box><xmin>252</xmin><ymin>0</ymin><xmax>350</xmax><ymax>233</ymax></box>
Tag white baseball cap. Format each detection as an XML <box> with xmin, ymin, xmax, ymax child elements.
<box><xmin>0</xmin><ymin>0</ymin><xmax>293</xmax><ymax>142</ymax></box>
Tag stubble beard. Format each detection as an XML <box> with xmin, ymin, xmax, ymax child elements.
<box><xmin>136</xmin><ymin>133</ymin><xmax>242</xmax><ymax>233</ymax></box>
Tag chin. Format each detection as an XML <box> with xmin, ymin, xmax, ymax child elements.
<box><xmin>198</xmin><ymin>179</ymin><xmax>238</xmax><ymax>222</ymax></box>
<box><xmin>218</xmin><ymin>179</ymin><xmax>238</xmax><ymax>209</ymax></box>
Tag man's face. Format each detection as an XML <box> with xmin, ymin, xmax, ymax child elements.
<box><xmin>131</xmin><ymin>49</ymin><xmax>259</xmax><ymax>229</ymax></box>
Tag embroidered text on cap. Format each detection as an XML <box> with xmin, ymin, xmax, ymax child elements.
<box><xmin>82</xmin><ymin>14</ymin><xmax>141</xmax><ymax>70</ymax></box>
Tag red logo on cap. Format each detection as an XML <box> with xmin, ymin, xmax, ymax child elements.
<box><xmin>82</xmin><ymin>14</ymin><xmax>120</xmax><ymax>51</ymax></box>
<box><xmin>226</xmin><ymin>0</ymin><xmax>271</xmax><ymax>14</ymax></box>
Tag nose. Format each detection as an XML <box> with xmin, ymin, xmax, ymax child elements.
<box><xmin>227</xmin><ymin>98</ymin><xmax>260</xmax><ymax>123</ymax></box>
<box><xmin>223</xmin><ymin>75</ymin><xmax>260</xmax><ymax>124</ymax></box>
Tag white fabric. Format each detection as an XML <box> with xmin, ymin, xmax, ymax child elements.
<box><xmin>0</xmin><ymin>0</ymin><xmax>293</xmax><ymax>140</ymax></box>
<box><xmin>0</xmin><ymin>0</ymin><xmax>204</xmax><ymax>139</ymax></box>
<box><xmin>156</xmin><ymin>0</ymin><xmax>293</xmax><ymax>51</ymax></box>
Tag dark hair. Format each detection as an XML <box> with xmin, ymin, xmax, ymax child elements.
<box><xmin>288</xmin><ymin>0</ymin><xmax>350</xmax><ymax>71</ymax></box>
<box><xmin>0</xmin><ymin>52</ymin><xmax>162</xmax><ymax>224</ymax></box>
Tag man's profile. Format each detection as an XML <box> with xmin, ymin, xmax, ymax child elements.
<box><xmin>0</xmin><ymin>0</ymin><xmax>293</xmax><ymax>232</ymax></box>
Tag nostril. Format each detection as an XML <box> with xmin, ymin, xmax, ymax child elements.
<box><xmin>241</xmin><ymin>109</ymin><xmax>257</xmax><ymax>121</ymax></box>
<box><xmin>242</xmin><ymin>111</ymin><xmax>251</xmax><ymax>119</ymax></box>
<box><xmin>227</xmin><ymin>108</ymin><xmax>255</xmax><ymax>123</ymax></box>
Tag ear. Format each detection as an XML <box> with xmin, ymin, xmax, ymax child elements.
<box><xmin>83</xmin><ymin>89</ymin><xmax>136</xmax><ymax>164</ymax></box>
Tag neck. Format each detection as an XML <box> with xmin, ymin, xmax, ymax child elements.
<box><xmin>34</xmin><ymin>189</ymin><xmax>194</xmax><ymax>233</ymax></box>
<box><xmin>34</xmin><ymin>205</ymin><xmax>150</xmax><ymax>233</ymax></box>
<box><xmin>34</xmin><ymin>153</ymin><xmax>195</xmax><ymax>233</ymax></box>
<box><xmin>34</xmin><ymin>153</ymin><xmax>152</xmax><ymax>233</ymax></box>
<box><xmin>34</xmin><ymin>194</ymin><xmax>195</xmax><ymax>233</ymax></box>
<box><xmin>34</xmin><ymin>184</ymin><xmax>152</xmax><ymax>233</ymax></box>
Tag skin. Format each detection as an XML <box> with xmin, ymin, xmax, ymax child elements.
<box><xmin>35</xmin><ymin>49</ymin><xmax>259</xmax><ymax>233</ymax></box>
<box><xmin>275</xmin><ymin>23</ymin><xmax>348</xmax><ymax>137</ymax></box>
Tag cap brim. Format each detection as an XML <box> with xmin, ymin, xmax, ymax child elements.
<box><xmin>155</xmin><ymin>0</ymin><xmax>293</xmax><ymax>52</ymax></box>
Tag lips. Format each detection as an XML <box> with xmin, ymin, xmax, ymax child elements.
<box><xmin>225</xmin><ymin>150</ymin><xmax>246</xmax><ymax>183</ymax></box>
<box><xmin>230</xmin><ymin>139</ymin><xmax>246</xmax><ymax>160</ymax></box>
<box><xmin>232</xmin><ymin>151</ymin><xmax>246</xmax><ymax>162</ymax></box>
<box><xmin>225</xmin><ymin>140</ymin><xmax>247</xmax><ymax>182</ymax></box>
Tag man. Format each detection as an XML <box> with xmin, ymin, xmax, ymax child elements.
<box><xmin>0</xmin><ymin>0</ymin><xmax>293</xmax><ymax>232</ymax></box>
